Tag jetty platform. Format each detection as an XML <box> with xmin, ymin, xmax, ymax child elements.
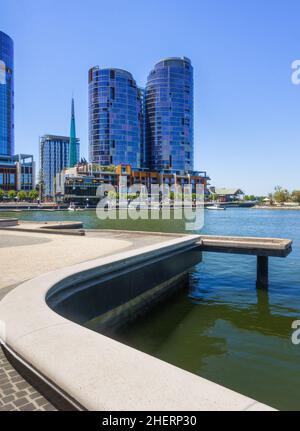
<box><xmin>198</xmin><ymin>235</ymin><xmax>292</xmax><ymax>288</ymax></box>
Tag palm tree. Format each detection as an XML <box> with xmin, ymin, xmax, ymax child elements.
<box><xmin>17</xmin><ymin>190</ymin><xmax>27</xmax><ymax>201</ymax></box>
<box><xmin>7</xmin><ymin>190</ymin><xmax>17</xmax><ymax>201</ymax></box>
<box><xmin>28</xmin><ymin>189</ymin><xmax>39</xmax><ymax>202</ymax></box>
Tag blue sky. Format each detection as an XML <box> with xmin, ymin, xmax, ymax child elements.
<box><xmin>1</xmin><ymin>0</ymin><xmax>300</xmax><ymax>195</ymax></box>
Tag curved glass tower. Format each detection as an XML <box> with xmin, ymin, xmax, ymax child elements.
<box><xmin>89</xmin><ymin>67</ymin><xmax>142</xmax><ymax>168</ymax></box>
<box><xmin>145</xmin><ymin>57</ymin><xmax>193</xmax><ymax>172</ymax></box>
<box><xmin>0</xmin><ymin>31</ymin><xmax>14</xmax><ymax>156</ymax></box>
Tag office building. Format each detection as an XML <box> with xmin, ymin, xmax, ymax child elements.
<box><xmin>145</xmin><ymin>57</ymin><xmax>194</xmax><ymax>172</ymax></box>
<box><xmin>0</xmin><ymin>154</ymin><xmax>35</xmax><ymax>191</ymax></box>
<box><xmin>88</xmin><ymin>67</ymin><xmax>142</xmax><ymax>168</ymax></box>
<box><xmin>0</xmin><ymin>31</ymin><xmax>14</xmax><ymax>157</ymax></box>
<box><xmin>40</xmin><ymin>134</ymin><xmax>79</xmax><ymax>197</ymax></box>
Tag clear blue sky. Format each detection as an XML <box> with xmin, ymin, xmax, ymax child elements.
<box><xmin>1</xmin><ymin>0</ymin><xmax>300</xmax><ymax>195</ymax></box>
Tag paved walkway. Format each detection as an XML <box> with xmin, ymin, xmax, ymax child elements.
<box><xmin>0</xmin><ymin>226</ymin><xmax>179</xmax><ymax>411</ymax></box>
<box><xmin>0</xmin><ymin>347</ymin><xmax>57</xmax><ymax>411</ymax></box>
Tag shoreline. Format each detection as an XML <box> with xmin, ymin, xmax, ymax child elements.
<box><xmin>252</xmin><ymin>205</ymin><xmax>300</xmax><ymax>210</ymax></box>
<box><xmin>1</xmin><ymin>204</ymin><xmax>300</xmax><ymax>213</ymax></box>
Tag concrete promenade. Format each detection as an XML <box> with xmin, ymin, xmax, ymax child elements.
<box><xmin>0</xmin><ymin>225</ymin><xmax>185</xmax><ymax>411</ymax></box>
<box><xmin>0</xmin><ymin>222</ymin><xmax>276</xmax><ymax>411</ymax></box>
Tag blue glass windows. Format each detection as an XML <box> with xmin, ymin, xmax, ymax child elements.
<box><xmin>89</xmin><ymin>67</ymin><xmax>142</xmax><ymax>168</ymax></box>
<box><xmin>145</xmin><ymin>57</ymin><xmax>194</xmax><ymax>173</ymax></box>
<box><xmin>0</xmin><ymin>31</ymin><xmax>14</xmax><ymax>157</ymax></box>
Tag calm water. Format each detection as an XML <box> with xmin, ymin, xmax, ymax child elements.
<box><xmin>2</xmin><ymin>208</ymin><xmax>300</xmax><ymax>409</ymax></box>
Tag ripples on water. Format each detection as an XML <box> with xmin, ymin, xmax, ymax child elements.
<box><xmin>3</xmin><ymin>208</ymin><xmax>300</xmax><ymax>409</ymax></box>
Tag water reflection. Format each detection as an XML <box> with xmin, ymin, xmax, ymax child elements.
<box><xmin>111</xmin><ymin>271</ymin><xmax>300</xmax><ymax>410</ymax></box>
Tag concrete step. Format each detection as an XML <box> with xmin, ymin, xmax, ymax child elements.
<box><xmin>0</xmin><ymin>218</ymin><xmax>18</xmax><ymax>227</ymax></box>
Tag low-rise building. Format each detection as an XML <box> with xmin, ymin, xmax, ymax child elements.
<box><xmin>55</xmin><ymin>163</ymin><xmax>209</xmax><ymax>205</ymax></box>
<box><xmin>0</xmin><ymin>154</ymin><xmax>35</xmax><ymax>191</ymax></box>
<box><xmin>0</xmin><ymin>155</ymin><xmax>16</xmax><ymax>191</ymax></box>
<box><xmin>210</xmin><ymin>187</ymin><xmax>244</xmax><ymax>203</ymax></box>
<box><xmin>13</xmin><ymin>154</ymin><xmax>36</xmax><ymax>191</ymax></box>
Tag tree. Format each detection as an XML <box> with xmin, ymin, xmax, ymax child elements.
<box><xmin>0</xmin><ymin>189</ymin><xmax>4</xmax><ymax>201</ymax></box>
<box><xmin>244</xmin><ymin>195</ymin><xmax>256</xmax><ymax>201</ymax></box>
<box><xmin>28</xmin><ymin>189</ymin><xmax>39</xmax><ymax>201</ymax></box>
<box><xmin>17</xmin><ymin>190</ymin><xmax>27</xmax><ymax>201</ymax></box>
<box><xmin>291</xmin><ymin>190</ymin><xmax>300</xmax><ymax>203</ymax></box>
<box><xmin>210</xmin><ymin>193</ymin><xmax>218</xmax><ymax>202</ymax></box>
<box><xmin>7</xmin><ymin>190</ymin><xmax>17</xmax><ymax>201</ymax></box>
<box><xmin>273</xmin><ymin>186</ymin><xmax>289</xmax><ymax>204</ymax></box>
<box><xmin>107</xmin><ymin>190</ymin><xmax>118</xmax><ymax>199</ymax></box>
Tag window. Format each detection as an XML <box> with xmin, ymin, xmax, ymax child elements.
<box><xmin>110</xmin><ymin>87</ymin><xmax>115</xmax><ymax>100</ymax></box>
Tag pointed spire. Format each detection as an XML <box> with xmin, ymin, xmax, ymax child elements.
<box><xmin>69</xmin><ymin>97</ymin><xmax>77</xmax><ymax>167</ymax></box>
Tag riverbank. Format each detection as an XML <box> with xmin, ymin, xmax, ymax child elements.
<box><xmin>0</xmin><ymin>200</ymin><xmax>257</xmax><ymax>212</ymax></box>
<box><xmin>0</xmin><ymin>203</ymin><xmax>68</xmax><ymax>211</ymax></box>
<box><xmin>253</xmin><ymin>205</ymin><xmax>300</xmax><ymax>210</ymax></box>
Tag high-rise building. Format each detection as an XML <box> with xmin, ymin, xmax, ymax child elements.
<box><xmin>39</xmin><ymin>135</ymin><xmax>79</xmax><ymax>197</ymax></box>
<box><xmin>88</xmin><ymin>67</ymin><xmax>142</xmax><ymax>168</ymax></box>
<box><xmin>0</xmin><ymin>32</ymin><xmax>35</xmax><ymax>192</ymax></box>
<box><xmin>69</xmin><ymin>97</ymin><xmax>77</xmax><ymax>167</ymax></box>
<box><xmin>145</xmin><ymin>57</ymin><xmax>194</xmax><ymax>172</ymax></box>
<box><xmin>0</xmin><ymin>31</ymin><xmax>14</xmax><ymax>157</ymax></box>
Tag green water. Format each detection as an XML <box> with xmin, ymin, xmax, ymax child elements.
<box><xmin>2</xmin><ymin>208</ymin><xmax>300</xmax><ymax>409</ymax></box>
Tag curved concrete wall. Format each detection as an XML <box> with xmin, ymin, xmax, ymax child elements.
<box><xmin>47</xmin><ymin>241</ymin><xmax>201</xmax><ymax>331</ymax></box>
<box><xmin>0</xmin><ymin>235</ymin><xmax>275</xmax><ymax>410</ymax></box>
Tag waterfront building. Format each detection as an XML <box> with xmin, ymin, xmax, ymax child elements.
<box><xmin>40</xmin><ymin>134</ymin><xmax>79</xmax><ymax>197</ymax></box>
<box><xmin>55</xmin><ymin>162</ymin><xmax>209</xmax><ymax>205</ymax></box>
<box><xmin>145</xmin><ymin>57</ymin><xmax>194</xmax><ymax>172</ymax></box>
<box><xmin>0</xmin><ymin>32</ymin><xmax>35</xmax><ymax>193</ymax></box>
<box><xmin>0</xmin><ymin>155</ymin><xmax>16</xmax><ymax>190</ymax></box>
<box><xmin>209</xmin><ymin>187</ymin><xmax>244</xmax><ymax>202</ymax></box>
<box><xmin>0</xmin><ymin>154</ymin><xmax>35</xmax><ymax>192</ymax></box>
<box><xmin>139</xmin><ymin>87</ymin><xmax>146</xmax><ymax>168</ymax></box>
<box><xmin>0</xmin><ymin>31</ymin><xmax>14</xmax><ymax>157</ymax></box>
<box><xmin>88</xmin><ymin>67</ymin><xmax>142</xmax><ymax>168</ymax></box>
<box><xmin>13</xmin><ymin>154</ymin><xmax>36</xmax><ymax>191</ymax></box>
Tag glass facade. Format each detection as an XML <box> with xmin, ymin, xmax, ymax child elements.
<box><xmin>145</xmin><ymin>57</ymin><xmax>194</xmax><ymax>172</ymax></box>
<box><xmin>0</xmin><ymin>31</ymin><xmax>14</xmax><ymax>157</ymax></box>
<box><xmin>40</xmin><ymin>135</ymin><xmax>80</xmax><ymax>197</ymax></box>
<box><xmin>0</xmin><ymin>156</ymin><xmax>16</xmax><ymax>190</ymax></box>
<box><xmin>89</xmin><ymin>67</ymin><xmax>142</xmax><ymax>168</ymax></box>
<box><xmin>13</xmin><ymin>154</ymin><xmax>36</xmax><ymax>191</ymax></box>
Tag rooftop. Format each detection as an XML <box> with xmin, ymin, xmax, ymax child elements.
<box><xmin>213</xmin><ymin>188</ymin><xmax>244</xmax><ymax>196</ymax></box>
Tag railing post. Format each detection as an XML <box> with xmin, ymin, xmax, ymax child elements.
<box><xmin>256</xmin><ymin>256</ymin><xmax>269</xmax><ymax>289</ymax></box>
